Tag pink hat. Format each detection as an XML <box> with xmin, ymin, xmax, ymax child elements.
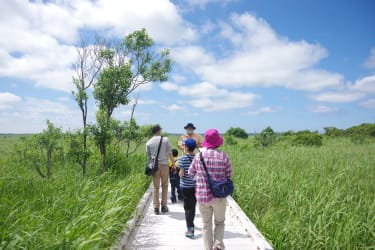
<box><xmin>202</xmin><ymin>129</ymin><xmax>224</xmax><ymax>148</ymax></box>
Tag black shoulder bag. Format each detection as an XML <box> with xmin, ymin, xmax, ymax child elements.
<box><xmin>199</xmin><ymin>152</ymin><xmax>234</xmax><ymax>198</ymax></box>
<box><xmin>145</xmin><ymin>136</ymin><xmax>163</xmax><ymax>176</ymax></box>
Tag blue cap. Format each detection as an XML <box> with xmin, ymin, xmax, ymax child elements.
<box><xmin>185</xmin><ymin>138</ymin><xmax>196</xmax><ymax>150</ymax></box>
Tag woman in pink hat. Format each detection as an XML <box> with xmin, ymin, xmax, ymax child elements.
<box><xmin>188</xmin><ymin>129</ymin><xmax>233</xmax><ymax>250</ymax></box>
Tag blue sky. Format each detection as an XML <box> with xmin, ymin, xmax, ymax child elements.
<box><xmin>0</xmin><ymin>0</ymin><xmax>374</xmax><ymax>134</ymax></box>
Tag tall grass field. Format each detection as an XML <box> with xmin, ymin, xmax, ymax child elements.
<box><xmin>1</xmin><ymin>135</ymin><xmax>374</xmax><ymax>249</ymax></box>
<box><xmin>0</xmin><ymin>135</ymin><xmax>150</xmax><ymax>249</ymax></box>
<box><xmin>222</xmin><ymin>137</ymin><xmax>375</xmax><ymax>249</ymax></box>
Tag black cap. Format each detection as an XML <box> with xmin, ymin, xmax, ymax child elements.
<box><xmin>184</xmin><ymin>123</ymin><xmax>196</xmax><ymax>130</ymax></box>
<box><xmin>151</xmin><ymin>124</ymin><xmax>162</xmax><ymax>134</ymax></box>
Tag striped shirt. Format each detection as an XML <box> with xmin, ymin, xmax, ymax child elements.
<box><xmin>188</xmin><ymin>149</ymin><xmax>232</xmax><ymax>204</ymax></box>
<box><xmin>179</xmin><ymin>154</ymin><xmax>196</xmax><ymax>189</ymax></box>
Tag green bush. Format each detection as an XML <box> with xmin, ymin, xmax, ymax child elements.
<box><xmin>226</xmin><ymin>127</ymin><xmax>248</xmax><ymax>139</ymax></box>
<box><xmin>255</xmin><ymin>126</ymin><xmax>276</xmax><ymax>147</ymax></box>
<box><xmin>224</xmin><ymin>135</ymin><xmax>238</xmax><ymax>145</ymax></box>
<box><xmin>292</xmin><ymin>131</ymin><xmax>323</xmax><ymax>146</ymax></box>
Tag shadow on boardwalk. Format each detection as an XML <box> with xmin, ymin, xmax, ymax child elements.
<box><xmin>115</xmin><ymin>184</ymin><xmax>272</xmax><ymax>250</ymax></box>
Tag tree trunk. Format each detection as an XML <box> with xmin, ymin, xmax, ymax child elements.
<box><xmin>126</xmin><ymin>101</ymin><xmax>137</xmax><ymax>157</ymax></box>
<box><xmin>47</xmin><ymin>149</ymin><xmax>52</xmax><ymax>179</ymax></box>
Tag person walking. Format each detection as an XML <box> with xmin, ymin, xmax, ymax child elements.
<box><xmin>188</xmin><ymin>129</ymin><xmax>233</xmax><ymax>250</ymax></box>
<box><xmin>178</xmin><ymin>123</ymin><xmax>202</xmax><ymax>153</ymax></box>
<box><xmin>178</xmin><ymin>138</ymin><xmax>197</xmax><ymax>238</ymax></box>
<box><xmin>146</xmin><ymin>124</ymin><xmax>175</xmax><ymax>215</ymax></box>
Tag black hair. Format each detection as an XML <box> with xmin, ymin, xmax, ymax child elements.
<box><xmin>172</xmin><ymin>149</ymin><xmax>178</xmax><ymax>157</ymax></box>
<box><xmin>151</xmin><ymin>124</ymin><xmax>161</xmax><ymax>134</ymax></box>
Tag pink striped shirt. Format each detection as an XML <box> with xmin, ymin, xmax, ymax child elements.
<box><xmin>188</xmin><ymin>149</ymin><xmax>233</xmax><ymax>204</ymax></box>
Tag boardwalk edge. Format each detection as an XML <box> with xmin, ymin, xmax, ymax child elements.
<box><xmin>113</xmin><ymin>182</ymin><xmax>153</xmax><ymax>250</ymax></box>
<box><xmin>227</xmin><ymin>195</ymin><xmax>273</xmax><ymax>250</ymax></box>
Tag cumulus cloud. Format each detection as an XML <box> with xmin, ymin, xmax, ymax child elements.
<box><xmin>359</xmin><ymin>99</ymin><xmax>375</xmax><ymax>109</ymax></box>
<box><xmin>162</xmin><ymin>104</ymin><xmax>185</xmax><ymax>111</ymax></box>
<box><xmin>248</xmin><ymin>106</ymin><xmax>279</xmax><ymax>115</ymax></box>
<box><xmin>162</xmin><ymin>81</ymin><xmax>258</xmax><ymax>111</ymax></box>
<box><xmin>160</xmin><ymin>82</ymin><xmax>180</xmax><ymax>91</ymax></box>
<box><xmin>173</xmin><ymin>12</ymin><xmax>344</xmax><ymax>92</ymax></box>
<box><xmin>179</xmin><ymin>0</ymin><xmax>237</xmax><ymax>9</ymax></box>
<box><xmin>0</xmin><ymin>92</ymin><xmax>22</xmax><ymax>111</ymax></box>
<box><xmin>0</xmin><ymin>96</ymin><xmax>82</xmax><ymax>133</ymax></box>
<box><xmin>311</xmin><ymin>92</ymin><xmax>364</xmax><ymax>103</ymax></box>
<box><xmin>349</xmin><ymin>75</ymin><xmax>375</xmax><ymax>93</ymax></box>
<box><xmin>310</xmin><ymin>105</ymin><xmax>339</xmax><ymax>113</ymax></box>
<box><xmin>0</xmin><ymin>0</ymin><xmax>196</xmax><ymax>92</ymax></box>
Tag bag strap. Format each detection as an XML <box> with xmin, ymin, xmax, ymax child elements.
<box><xmin>155</xmin><ymin>136</ymin><xmax>163</xmax><ymax>160</ymax></box>
<box><xmin>199</xmin><ymin>152</ymin><xmax>211</xmax><ymax>179</ymax></box>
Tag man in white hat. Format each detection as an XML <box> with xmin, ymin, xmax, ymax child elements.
<box><xmin>178</xmin><ymin>123</ymin><xmax>202</xmax><ymax>153</ymax></box>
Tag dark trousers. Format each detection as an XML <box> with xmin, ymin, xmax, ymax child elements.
<box><xmin>182</xmin><ymin>188</ymin><xmax>196</xmax><ymax>229</ymax></box>
<box><xmin>170</xmin><ymin>179</ymin><xmax>182</xmax><ymax>201</ymax></box>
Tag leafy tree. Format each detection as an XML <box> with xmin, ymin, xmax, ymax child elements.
<box><xmin>72</xmin><ymin>39</ymin><xmax>104</xmax><ymax>175</ymax></box>
<box><xmin>226</xmin><ymin>127</ymin><xmax>248</xmax><ymax>139</ymax></box>
<box><xmin>345</xmin><ymin>123</ymin><xmax>375</xmax><ymax>137</ymax></box>
<box><xmin>13</xmin><ymin>121</ymin><xmax>62</xmax><ymax>179</ymax></box>
<box><xmin>255</xmin><ymin>126</ymin><xmax>276</xmax><ymax>147</ymax></box>
<box><xmin>324</xmin><ymin>127</ymin><xmax>344</xmax><ymax>137</ymax></box>
<box><xmin>93</xmin><ymin>29</ymin><xmax>171</xmax><ymax>172</ymax></box>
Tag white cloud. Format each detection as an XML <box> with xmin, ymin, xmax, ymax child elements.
<box><xmin>359</xmin><ymin>99</ymin><xmax>375</xmax><ymax>109</ymax></box>
<box><xmin>248</xmin><ymin>106</ymin><xmax>279</xmax><ymax>115</ymax></box>
<box><xmin>181</xmin><ymin>0</ymin><xmax>237</xmax><ymax>9</ymax></box>
<box><xmin>349</xmin><ymin>74</ymin><xmax>375</xmax><ymax>93</ymax></box>
<box><xmin>310</xmin><ymin>105</ymin><xmax>339</xmax><ymax>113</ymax></box>
<box><xmin>173</xmin><ymin>12</ymin><xmax>343</xmax><ymax>92</ymax></box>
<box><xmin>311</xmin><ymin>92</ymin><xmax>364</xmax><ymax>103</ymax></box>
<box><xmin>0</xmin><ymin>97</ymin><xmax>81</xmax><ymax>133</ymax></box>
<box><xmin>160</xmin><ymin>82</ymin><xmax>180</xmax><ymax>91</ymax></box>
<box><xmin>132</xmin><ymin>99</ymin><xmax>159</xmax><ymax>105</ymax></box>
<box><xmin>160</xmin><ymin>81</ymin><xmax>258</xmax><ymax>111</ymax></box>
<box><xmin>0</xmin><ymin>92</ymin><xmax>22</xmax><ymax>111</ymax></box>
<box><xmin>162</xmin><ymin>104</ymin><xmax>185</xmax><ymax>111</ymax></box>
<box><xmin>0</xmin><ymin>0</ymin><xmax>196</xmax><ymax>93</ymax></box>
<box><xmin>364</xmin><ymin>48</ymin><xmax>375</xmax><ymax>69</ymax></box>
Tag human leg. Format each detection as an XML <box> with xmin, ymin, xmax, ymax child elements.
<box><xmin>182</xmin><ymin>188</ymin><xmax>196</xmax><ymax>229</ymax></box>
<box><xmin>170</xmin><ymin>180</ymin><xmax>177</xmax><ymax>202</ymax></box>
<box><xmin>199</xmin><ymin>203</ymin><xmax>214</xmax><ymax>250</ymax></box>
<box><xmin>160</xmin><ymin>165</ymin><xmax>169</xmax><ymax>208</ymax></box>
<box><xmin>212</xmin><ymin>198</ymin><xmax>227</xmax><ymax>250</ymax></box>
<box><xmin>152</xmin><ymin>167</ymin><xmax>161</xmax><ymax>212</ymax></box>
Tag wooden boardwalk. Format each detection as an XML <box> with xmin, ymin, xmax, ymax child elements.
<box><xmin>115</xmin><ymin>184</ymin><xmax>272</xmax><ymax>250</ymax></box>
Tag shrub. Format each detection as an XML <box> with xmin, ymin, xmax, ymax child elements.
<box><xmin>224</xmin><ymin>135</ymin><xmax>238</xmax><ymax>145</ymax></box>
<box><xmin>255</xmin><ymin>126</ymin><xmax>276</xmax><ymax>147</ymax></box>
<box><xmin>292</xmin><ymin>131</ymin><xmax>322</xmax><ymax>146</ymax></box>
<box><xmin>324</xmin><ymin>127</ymin><xmax>345</xmax><ymax>137</ymax></box>
<box><xmin>226</xmin><ymin>127</ymin><xmax>248</xmax><ymax>139</ymax></box>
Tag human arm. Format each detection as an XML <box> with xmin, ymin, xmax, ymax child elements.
<box><xmin>146</xmin><ymin>144</ymin><xmax>151</xmax><ymax>161</ymax></box>
<box><xmin>178</xmin><ymin>135</ymin><xmax>185</xmax><ymax>150</ymax></box>
<box><xmin>188</xmin><ymin>156</ymin><xmax>197</xmax><ymax>178</ymax></box>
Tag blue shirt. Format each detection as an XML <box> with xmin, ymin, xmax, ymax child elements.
<box><xmin>179</xmin><ymin>154</ymin><xmax>195</xmax><ymax>189</ymax></box>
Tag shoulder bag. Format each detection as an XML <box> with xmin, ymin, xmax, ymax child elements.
<box><xmin>199</xmin><ymin>152</ymin><xmax>234</xmax><ymax>198</ymax></box>
<box><xmin>145</xmin><ymin>136</ymin><xmax>163</xmax><ymax>176</ymax></box>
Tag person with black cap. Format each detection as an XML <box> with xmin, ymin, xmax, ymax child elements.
<box><xmin>146</xmin><ymin>124</ymin><xmax>175</xmax><ymax>215</ymax></box>
<box><xmin>178</xmin><ymin>123</ymin><xmax>202</xmax><ymax>153</ymax></box>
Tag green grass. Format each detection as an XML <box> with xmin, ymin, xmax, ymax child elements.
<box><xmin>223</xmin><ymin>137</ymin><xmax>375</xmax><ymax>249</ymax></box>
<box><xmin>1</xmin><ymin>134</ymin><xmax>374</xmax><ymax>249</ymax></box>
<box><xmin>0</xmin><ymin>136</ymin><xmax>150</xmax><ymax>249</ymax></box>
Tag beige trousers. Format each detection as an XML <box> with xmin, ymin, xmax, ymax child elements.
<box><xmin>199</xmin><ymin>198</ymin><xmax>227</xmax><ymax>250</ymax></box>
<box><xmin>152</xmin><ymin>165</ymin><xmax>169</xmax><ymax>208</ymax></box>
